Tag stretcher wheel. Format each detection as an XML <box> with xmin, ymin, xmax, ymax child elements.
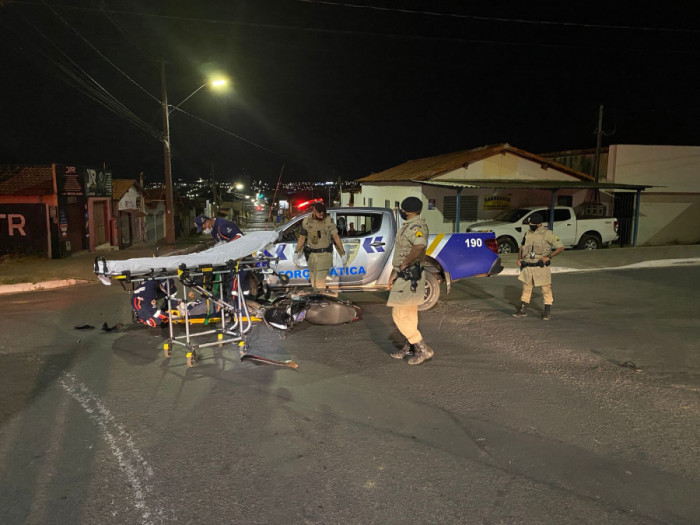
<box><xmin>186</xmin><ymin>351</ymin><xmax>197</xmax><ymax>368</ymax></box>
<box><xmin>163</xmin><ymin>342</ymin><xmax>172</xmax><ymax>358</ymax></box>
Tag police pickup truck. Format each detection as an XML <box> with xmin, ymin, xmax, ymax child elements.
<box><xmin>466</xmin><ymin>206</ymin><xmax>619</xmax><ymax>254</ymax></box>
<box><xmin>264</xmin><ymin>207</ymin><xmax>503</xmax><ymax>310</ymax></box>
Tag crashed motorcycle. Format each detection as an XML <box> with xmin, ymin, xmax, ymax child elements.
<box><xmin>262</xmin><ymin>292</ymin><xmax>362</xmax><ymax>331</ymax></box>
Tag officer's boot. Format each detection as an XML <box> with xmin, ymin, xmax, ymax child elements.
<box><xmin>512</xmin><ymin>302</ymin><xmax>528</xmax><ymax>317</ymax></box>
<box><xmin>542</xmin><ymin>305</ymin><xmax>551</xmax><ymax>321</ymax></box>
<box><xmin>407</xmin><ymin>340</ymin><xmax>434</xmax><ymax>365</ymax></box>
<box><xmin>390</xmin><ymin>340</ymin><xmax>413</xmax><ymax>359</ymax></box>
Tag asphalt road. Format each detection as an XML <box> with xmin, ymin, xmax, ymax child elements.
<box><xmin>0</xmin><ymin>267</ymin><xmax>698</xmax><ymax>524</ymax></box>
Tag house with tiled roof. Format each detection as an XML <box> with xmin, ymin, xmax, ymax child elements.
<box><xmin>0</xmin><ymin>164</ymin><xmax>114</xmax><ymax>257</ymax></box>
<box><xmin>348</xmin><ymin>142</ymin><xmax>700</xmax><ymax>246</ymax></box>
<box><xmin>347</xmin><ymin>143</ymin><xmax>597</xmax><ymax>235</ymax></box>
<box><xmin>0</xmin><ymin>165</ymin><xmax>56</xmax><ymax>197</ymax></box>
<box><xmin>111</xmin><ymin>179</ymin><xmax>145</xmax><ymax>247</ymax></box>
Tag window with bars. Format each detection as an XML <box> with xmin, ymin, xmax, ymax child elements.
<box><xmin>443</xmin><ymin>195</ymin><xmax>478</xmax><ymax>221</ymax></box>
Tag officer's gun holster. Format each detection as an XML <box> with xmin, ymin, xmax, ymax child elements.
<box><xmin>396</xmin><ymin>263</ymin><xmax>424</xmax><ymax>292</ymax></box>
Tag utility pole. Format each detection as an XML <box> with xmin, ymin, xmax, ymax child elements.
<box><xmin>593</xmin><ymin>104</ymin><xmax>604</xmax><ymax>184</ymax></box>
<box><xmin>210</xmin><ymin>160</ymin><xmax>218</xmax><ymax>217</ymax></box>
<box><xmin>139</xmin><ymin>171</ymin><xmax>146</xmax><ymax>243</ymax></box>
<box><xmin>160</xmin><ymin>61</ymin><xmax>176</xmax><ymax>244</ymax></box>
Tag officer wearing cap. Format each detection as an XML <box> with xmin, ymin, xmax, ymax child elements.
<box><xmin>195</xmin><ymin>214</ymin><xmax>244</xmax><ymax>244</ymax></box>
<box><xmin>293</xmin><ymin>203</ymin><xmax>347</xmax><ymax>293</ymax></box>
<box><xmin>387</xmin><ymin>197</ymin><xmax>434</xmax><ymax>365</ymax></box>
<box><xmin>513</xmin><ymin>212</ymin><xmax>565</xmax><ymax>320</ymax></box>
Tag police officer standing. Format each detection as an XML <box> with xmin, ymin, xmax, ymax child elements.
<box><xmin>513</xmin><ymin>213</ymin><xmax>565</xmax><ymax>320</ymax></box>
<box><xmin>388</xmin><ymin>197</ymin><xmax>434</xmax><ymax>365</ymax></box>
<box><xmin>293</xmin><ymin>203</ymin><xmax>347</xmax><ymax>293</ymax></box>
<box><xmin>195</xmin><ymin>214</ymin><xmax>244</xmax><ymax>244</ymax></box>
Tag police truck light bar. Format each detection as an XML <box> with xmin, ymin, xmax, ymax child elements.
<box><xmin>297</xmin><ymin>198</ymin><xmax>323</xmax><ymax>210</ymax></box>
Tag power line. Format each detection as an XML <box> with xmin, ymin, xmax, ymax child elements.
<box><xmin>297</xmin><ymin>0</ymin><xmax>700</xmax><ymax>34</ymax></box>
<box><xmin>0</xmin><ymin>2</ymin><xmax>162</xmax><ymax>141</ymax></box>
<box><xmin>6</xmin><ymin>0</ymin><xmax>700</xmax><ymax>53</ymax></box>
<box><xmin>40</xmin><ymin>0</ymin><xmax>161</xmax><ymax>105</ymax></box>
<box><xmin>1</xmin><ymin>4</ymin><xmax>162</xmax><ymax>142</ymax></box>
<box><xmin>170</xmin><ymin>106</ymin><xmax>283</xmax><ymax>158</ymax></box>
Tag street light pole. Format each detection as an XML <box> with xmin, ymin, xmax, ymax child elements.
<box><xmin>160</xmin><ymin>61</ymin><xmax>176</xmax><ymax>244</ymax></box>
<box><xmin>159</xmin><ymin>69</ymin><xmax>228</xmax><ymax>244</ymax></box>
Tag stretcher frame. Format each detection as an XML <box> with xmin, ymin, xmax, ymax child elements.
<box><xmin>102</xmin><ymin>255</ymin><xmax>279</xmax><ymax>367</ymax></box>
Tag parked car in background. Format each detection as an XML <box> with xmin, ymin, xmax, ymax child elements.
<box><xmin>466</xmin><ymin>206</ymin><xmax>619</xmax><ymax>254</ymax></box>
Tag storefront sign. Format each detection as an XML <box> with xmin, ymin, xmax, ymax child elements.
<box><xmin>483</xmin><ymin>195</ymin><xmax>511</xmax><ymax>210</ymax></box>
<box><xmin>0</xmin><ymin>204</ymin><xmax>49</xmax><ymax>256</ymax></box>
<box><xmin>85</xmin><ymin>168</ymin><xmax>112</xmax><ymax>197</ymax></box>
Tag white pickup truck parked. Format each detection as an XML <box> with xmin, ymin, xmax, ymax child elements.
<box><xmin>466</xmin><ymin>206</ymin><xmax>619</xmax><ymax>254</ymax></box>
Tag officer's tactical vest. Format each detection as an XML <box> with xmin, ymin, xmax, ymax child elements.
<box><xmin>522</xmin><ymin>229</ymin><xmax>551</xmax><ymax>259</ymax></box>
<box><xmin>303</xmin><ymin>216</ymin><xmax>332</xmax><ymax>249</ymax></box>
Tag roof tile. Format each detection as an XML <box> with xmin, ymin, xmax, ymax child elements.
<box><xmin>358</xmin><ymin>144</ymin><xmax>593</xmax><ymax>182</ymax></box>
<box><xmin>0</xmin><ymin>165</ymin><xmax>55</xmax><ymax>195</ymax></box>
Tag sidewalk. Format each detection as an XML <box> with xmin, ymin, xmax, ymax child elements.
<box><xmin>498</xmin><ymin>244</ymin><xmax>700</xmax><ymax>276</ymax></box>
<box><xmin>0</xmin><ymin>236</ymin><xmax>208</xmax><ymax>294</ymax></box>
<box><xmin>1</xmin><ymin>241</ymin><xmax>699</xmax><ymax>295</ymax></box>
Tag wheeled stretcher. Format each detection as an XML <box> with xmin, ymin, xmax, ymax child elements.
<box><xmin>94</xmin><ymin>231</ymin><xmax>284</xmax><ymax>367</ymax></box>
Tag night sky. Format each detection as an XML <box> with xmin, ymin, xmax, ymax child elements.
<box><xmin>2</xmin><ymin>1</ymin><xmax>699</xmax><ymax>185</ymax></box>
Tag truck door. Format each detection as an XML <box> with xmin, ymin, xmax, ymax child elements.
<box><xmin>552</xmin><ymin>208</ymin><xmax>576</xmax><ymax>246</ymax></box>
<box><xmin>268</xmin><ymin>214</ymin><xmax>308</xmax><ymax>286</ymax></box>
<box><xmin>331</xmin><ymin>210</ymin><xmax>395</xmax><ymax>285</ymax></box>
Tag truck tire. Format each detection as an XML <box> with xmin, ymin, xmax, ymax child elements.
<box><xmin>496</xmin><ymin>236</ymin><xmax>518</xmax><ymax>254</ymax></box>
<box><xmin>577</xmin><ymin>234</ymin><xmax>602</xmax><ymax>250</ymax></box>
<box><xmin>418</xmin><ymin>271</ymin><xmax>440</xmax><ymax>311</ymax></box>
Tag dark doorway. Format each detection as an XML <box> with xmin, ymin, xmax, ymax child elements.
<box><xmin>613</xmin><ymin>193</ymin><xmax>635</xmax><ymax>246</ymax></box>
<box><xmin>557</xmin><ymin>195</ymin><xmax>573</xmax><ymax>207</ymax></box>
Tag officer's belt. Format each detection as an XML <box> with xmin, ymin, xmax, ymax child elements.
<box><xmin>307</xmin><ymin>246</ymin><xmax>332</xmax><ymax>253</ymax></box>
<box><xmin>520</xmin><ymin>260</ymin><xmax>551</xmax><ymax>268</ymax></box>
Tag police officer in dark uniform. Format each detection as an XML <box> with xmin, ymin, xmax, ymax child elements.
<box><xmin>388</xmin><ymin>197</ymin><xmax>434</xmax><ymax>365</ymax></box>
<box><xmin>293</xmin><ymin>203</ymin><xmax>347</xmax><ymax>293</ymax></box>
<box><xmin>132</xmin><ymin>278</ymin><xmax>176</xmax><ymax>327</ymax></box>
<box><xmin>195</xmin><ymin>214</ymin><xmax>244</xmax><ymax>244</ymax></box>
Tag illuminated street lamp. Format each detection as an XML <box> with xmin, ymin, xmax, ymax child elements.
<box><xmin>235</xmin><ymin>182</ymin><xmax>244</xmax><ymax>191</ymax></box>
<box><xmin>160</xmin><ymin>65</ymin><xmax>229</xmax><ymax>243</ymax></box>
<box><xmin>170</xmin><ymin>78</ymin><xmax>229</xmax><ymax>114</ymax></box>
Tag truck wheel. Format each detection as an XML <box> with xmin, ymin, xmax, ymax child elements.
<box><xmin>577</xmin><ymin>234</ymin><xmax>601</xmax><ymax>250</ymax></box>
<box><xmin>496</xmin><ymin>236</ymin><xmax>517</xmax><ymax>254</ymax></box>
<box><xmin>418</xmin><ymin>271</ymin><xmax>440</xmax><ymax>311</ymax></box>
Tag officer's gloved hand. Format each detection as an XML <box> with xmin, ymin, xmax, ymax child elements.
<box><xmin>341</xmin><ymin>253</ymin><xmax>348</xmax><ymax>266</ymax></box>
<box><xmin>293</xmin><ymin>251</ymin><xmax>303</xmax><ymax>267</ymax></box>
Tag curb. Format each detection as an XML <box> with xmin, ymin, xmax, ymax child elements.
<box><xmin>497</xmin><ymin>257</ymin><xmax>700</xmax><ymax>277</ymax></box>
<box><xmin>0</xmin><ymin>279</ymin><xmax>90</xmax><ymax>295</ymax></box>
<box><xmin>0</xmin><ymin>244</ymin><xmax>207</xmax><ymax>296</ymax></box>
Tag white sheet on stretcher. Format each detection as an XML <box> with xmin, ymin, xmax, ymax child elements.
<box><xmin>98</xmin><ymin>230</ymin><xmax>279</xmax><ymax>276</ymax></box>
